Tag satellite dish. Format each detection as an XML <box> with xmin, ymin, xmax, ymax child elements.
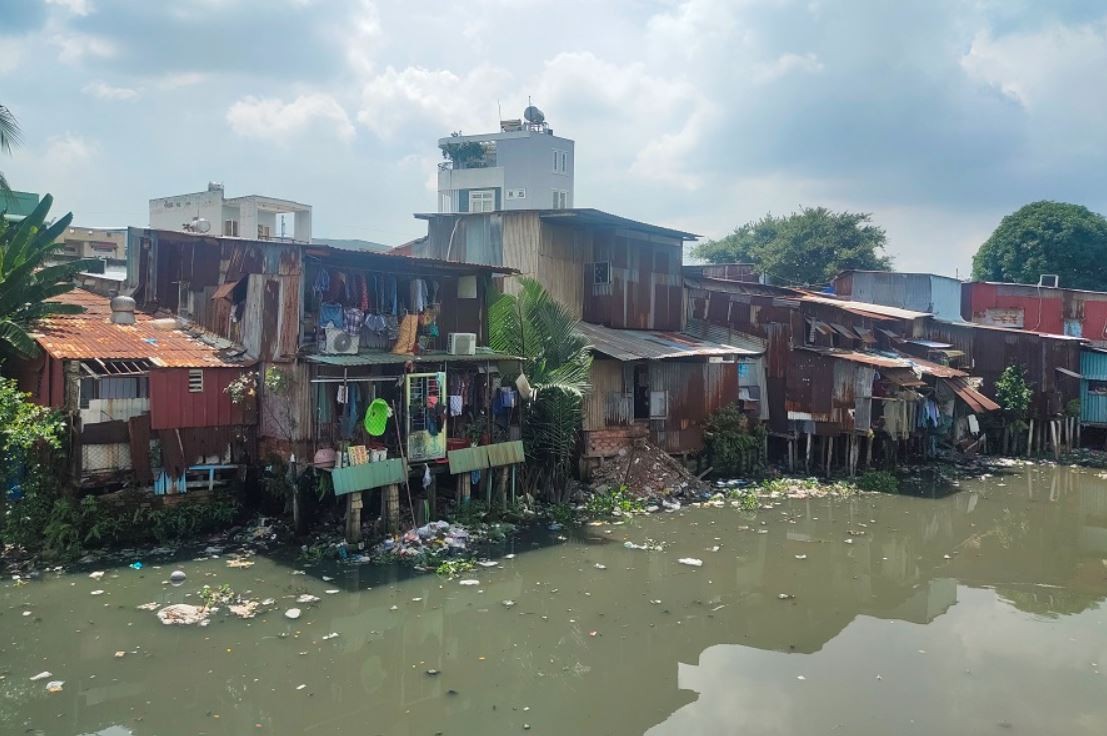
<box><xmin>189</xmin><ymin>217</ymin><xmax>211</xmax><ymax>234</ymax></box>
<box><xmin>523</xmin><ymin>105</ymin><xmax>545</xmax><ymax>124</ymax></box>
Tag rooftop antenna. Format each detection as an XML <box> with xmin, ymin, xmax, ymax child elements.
<box><xmin>497</xmin><ymin>99</ymin><xmax>502</xmax><ymax>123</ymax></box>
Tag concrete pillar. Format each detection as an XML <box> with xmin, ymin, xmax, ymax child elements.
<box><xmin>383</xmin><ymin>484</ymin><xmax>400</xmax><ymax>534</ymax></box>
<box><xmin>345</xmin><ymin>492</ymin><xmax>363</xmax><ymax>544</ymax></box>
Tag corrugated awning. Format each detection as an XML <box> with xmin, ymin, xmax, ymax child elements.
<box><xmin>306</xmin><ymin>348</ymin><xmax>520</xmax><ymax>366</ymax></box>
<box><xmin>881</xmin><ymin>367</ymin><xmax>926</xmax><ymax>387</ymax></box>
<box><xmin>943</xmin><ymin>377</ymin><xmax>1001</xmax><ymax>413</ymax></box>
<box><xmin>575</xmin><ymin>322</ymin><xmax>760</xmax><ymax>361</ymax></box>
<box><xmin>830</xmin><ymin>323</ymin><xmax>858</xmax><ymax>339</ymax></box>
<box><xmin>212</xmin><ymin>277</ymin><xmax>246</xmax><ymax>301</ymax></box>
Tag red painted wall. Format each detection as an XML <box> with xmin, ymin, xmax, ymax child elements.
<box><xmin>149</xmin><ymin>367</ymin><xmax>254</xmax><ymax>430</ymax></box>
<box><xmin>964</xmin><ymin>282</ymin><xmax>1107</xmax><ymax>341</ymax></box>
<box><xmin>965</xmin><ymin>283</ymin><xmax>1064</xmax><ymax>333</ymax></box>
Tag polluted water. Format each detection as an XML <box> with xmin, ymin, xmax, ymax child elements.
<box><xmin>3</xmin><ymin>464</ymin><xmax>1107</xmax><ymax>734</ymax></box>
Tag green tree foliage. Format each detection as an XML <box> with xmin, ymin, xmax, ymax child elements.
<box><xmin>692</xmin><ymin>207</ymin><xmax>892</xmax><ymax>286</ymax></box>
<box><xmin>0</xmin><ymin>103</ymin><xmax>20</xmax><ymax>198</ymax></box>
<box><xmin>0</xmin><ymin>194</ymin><xmax>96</xmax><ymax>356</ymax></box>
<box><xmin>490</xmin><ymin>278</ymin><xmax>592</xmax><ymax>501</ymax></box>
<box><xmin>971</xmin><ymin>201</ymin><xmax>1107</xmax><ymax>290</ymax></box>
<box><xmin>995</xmin><ymin>365</ymin><xmax>1032</xmax><ymax>424</ymax></box>
<box><xmin>703</xmin><ymin>404</ymin><xmax>766</xmax><ymax>477</ymax></box>
<box><xmin>0</xmin><ymin>376</ymin><xmax>66</xmax><ymax>546</ymax></box>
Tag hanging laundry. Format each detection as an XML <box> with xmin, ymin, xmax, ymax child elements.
<box><xmin>320</xmin><ymin>302</ymin><xmax>344</xmax><ymax>328</ymax></box>
<box><xmin>410</xmin><ymin>278</ymin><xmax>429</xmax><ymax>313</ymax></box>
<box><xmin>448</xmin><ymin>395</ymin><xmax>463</xmax><ymax>417</ymax></box>
<box><xmin>313</xmin><ymin>268</ymin><xmax>330</xmax><ymax>295</ymax></box>
<box><xmin>391</xmin><ymin>313</ymin><xmax>419</xmax><ymax>354</ymax></box>
<box><xmin>336</xmin><ymin>384</ymin><xmax>348</xmax><ymax>405</ymax></box>
<box><xmin>339</xmin><ymin>384</ymin><xmax>362</xmax><ymax>440</ymax></box>
<box><xmin>344</xmin><ymin>307</ymin><xmax>363</xmax><ymax>336</ymax></box>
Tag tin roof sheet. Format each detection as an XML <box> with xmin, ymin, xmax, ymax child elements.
<box><xmin>34</xmin><ymin>290</ymin><xmax>250</xmax><ymax>368</ymax></box>
<box><xmin>305</xmin><ymin>348</ymin><xmax>519</xmax><ymax>366</ymax></box>
<box><xmin>944</xmin><ymin>377</ymin><xmax>1001</xmax><ymax>413</ymax></box>
<box><xmin>575</xmin><ymin>322</ymin><xmax>762</xmax><ymax>361</ymax></box>
<box><xmin>799</xmin><ymin>293</ymin><xmax>931</xmax><ymax>321</ymax></box>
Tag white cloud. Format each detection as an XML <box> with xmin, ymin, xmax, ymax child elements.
<box><xmin>753</xmin><ymin>52</ymin><xmax>824</xmax><ymax>83</ymax></box>
<box><xmin>82</xmin><ymin>80</ymin><xmax>140</xmax><ymax>101</ymax></box>
<box><xmin>962</xmin><ymin>21</ymin><xmax>1107</xmax><ymax>109</ymax></box>
<box><xmin>156</xmin><ymin>72</ymin><xmax>208</xmax><ymax>90</ymax></box>
<box><xmin>43</xmin><ymin>134</ymin><xmax>99</xmax><ymax>169</ymax></box>
<box><xmin>0</xmin><ymin>38</ymin><xmax>26</xmax><ymax>75</ymax></box>
<box><xmin>226</xmin><ymin>93</ymin><xmax>356</xmax><ymax>142</ymax></box>
<box><xmin>51</xmin><ymin>32</ymin><xmax>115</xmax><ymax>63</ymax></box>
<box><xmin>356</xmin><ymin>64</ymin><xmax>512</xmax><ymax>139</ymax></box>
<box><xmin>45</xmin><ymin>0</ymin><xmax>92</xmax><ymax>15</ymax></box>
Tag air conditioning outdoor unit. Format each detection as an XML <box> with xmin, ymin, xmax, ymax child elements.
<box><xmin>449</xmin><ymin>332</ymin><xmax>477</xmax><ymax>355</ymax></box>
<box><xmin>323</xmin><ymin>326</ymin><xmax>359</xmax><ymax>355</ymax></box>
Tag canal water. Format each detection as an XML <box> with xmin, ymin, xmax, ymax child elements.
<box><xmin>4</xmin><ymin>464</ymin><xmax>1107</xmax><ymax>735</ymax></box>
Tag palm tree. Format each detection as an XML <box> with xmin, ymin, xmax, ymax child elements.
<box><xmin>490</xmin><ymin>278</ymin><xmax>592</xmax><ymax>501</ymax></box>
<box><xmin>0</xmin><ymin>194</ymin><xmax>96</xmax><ymax>357</ymax></box>
<box><xmin>0</xmin><ymin>104</ymin><xmax>21</xmax><ymax>200</ymax></box>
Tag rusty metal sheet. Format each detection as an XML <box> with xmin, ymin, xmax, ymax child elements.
<box><xmin>128</xmin><ymin>414</ymin><xmax>153</xmax><ymax>485</ymax></box>
<box><xmin>37</xmin><ymin>290</ymin><xmax>249</xmax><ymax>368</ymax></box>
<box><xmin>576</xmin><ymin>322</ymin><xmax>760</xmax><ymax>361</ymax></box>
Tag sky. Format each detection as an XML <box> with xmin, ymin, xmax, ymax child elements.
<box><xmin>2</xmin><ymin>0</ymin><xmax>1107</xmax><ymax>276</ymax></box>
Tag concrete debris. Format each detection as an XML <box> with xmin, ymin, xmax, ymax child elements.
<box><xmin>589</xmin><ymin>439</ymin><xmax>705</xmax><ymax>498</ymax></box>
<box><xmin>228</xmin><ymin>601</ymin><xmax>260</xmax><ymax>619</ymax></box>
<box><xmin>157</xmin><ymin>604</ymin><xmax>209</xmax><ymax>625</ymax></box>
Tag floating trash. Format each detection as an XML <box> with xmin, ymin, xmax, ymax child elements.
<box><xmin>284</xmin><ymin>608</ymin><xmax>302</xmax><ymax>620</ymax></box>
<box><xmin>678</xmin><ymin>558</ymin><xmax>703</xmax><ymax>567</ymax></box>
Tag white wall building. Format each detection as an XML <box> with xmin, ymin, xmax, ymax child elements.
<box><xmin>437</xmin><ymin>106</ymin><xmax>574</xmax><ymax>214</ymax></box>
<box><xmin>149</xmin><ymin>182</ymin><xmax>312</xmax><ymax>242</ymax></box>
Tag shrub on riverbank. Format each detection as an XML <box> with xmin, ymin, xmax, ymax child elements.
<box><xmin>704</xmin><ymin>405</ymin><xmax>766</xmax><ymax>477</ymax></box>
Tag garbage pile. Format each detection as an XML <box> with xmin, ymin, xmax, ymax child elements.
<box><xmin>590</xmin><ymin>439</ymin><xmax>705</xmax><ymax>498</ymax></box>
<box><xmin>377</xmin><ymin>520</ymin><xmax>473</xmax><ymax>560</ymax></box>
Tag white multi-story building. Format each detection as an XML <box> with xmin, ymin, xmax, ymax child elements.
<box><xmin>437</xmin><ymin>106</ymin><xmax>574</xmax><ymax>214</ymax></box>
<box><xmin>149</xmin><ymin>182</ymin><xmax>312</xmax><ymax>242</ymax></box>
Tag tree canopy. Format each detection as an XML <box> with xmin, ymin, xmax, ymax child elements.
<box><xmin>692</xmin><ymin>206</ymin><xmax>892</xmax><ymax>286</ymax></box>
<box><xmin>0</xmin><ymin>194</ymin><xmax>95</xmax><ymax>357</ymax></box>
<box><xmin>971</xmin><ymin>201</ymin><xmax>1107</xmax><ymax>290</ymax></box>
<box><xmin>0</xmin><ymin>103</ymin><xmax>20</xmax><ymax>199</ymax></box>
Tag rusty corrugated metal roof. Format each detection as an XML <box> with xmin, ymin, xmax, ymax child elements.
<box><xmin>35</xmin><ymin>290</ymin><xmax>249</xmax><ymax>368</ymax></box>
<box><xmin>944</xmin><ymin>377</ymin><xmax>1001</xmax><ymax>413</ymax></box>
<box><xmin>576</xmin><ymin>322</ymin><xmax>762</xmax><ymax>361</ymax></box>
<box><xmin>799</xmin><ymin>293</ymin><xmax>931</xmax><ymax>321</ymax></box>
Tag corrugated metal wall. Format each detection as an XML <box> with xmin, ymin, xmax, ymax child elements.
<box><xmin>649</xmin><ymin>361</ymin><xmax>738</xmax><ymax>453</ymax></box>
<box><xmin>1081</xmin><ymin>349</ymin><xmax>1107</xmax><ymax>426</ymax></box>
<box><xmin>583</xmin><ymin>359</ymin><xmax>628</xmax><ymax>431</ymax></box>
<box><xmin>149</xmin><ymin>368</ymin><xmax>253</xmax><ymax>430</ymax></box>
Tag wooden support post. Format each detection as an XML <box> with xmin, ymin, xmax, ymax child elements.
<box><xmin>345</xmin><ymin>492</ymin><xmax>363</xmax><ymax>544</ymax></box>
<box><xmin>866</xmin><ymin>435</ymin><xmax>873</xmax><ymax>468</ymax></box>
<box><xmin>428</xmin><ymin>472</ymin><xmax>438</xmax><ymax>520</ymax></box>
<box><xmin>383</xmin><ymin>484</ymin><xmax>400</xmax><ymax>534</ymax></box>
<box><xmin>1052</xmin><ymin>419</ymin><xmax>1061</xmax><ymax>461</ymax></box>
<box><xmin>788</xmin><ymin>437</ymin><xmax>795</xmax><ymax>472</ymax></box>
<box><xmin>456</xmin><ymin>472</ymin><xmax>471</xmax><ymax>505</ymax></box>
<box><xmin>1027</xmin><ymin>419</ymin><xmax>1035</xmax><ymax>457</ymax></box>
<box><xmin>805</xmin><ymin>432</ymin><xmax>813</xmax><ymax>473</ymax></box>
<box><xmin>825</xmin><ymin>436</ymin><xmax>834</xmax><ymax>478</ymax></box>
<box><xmin>495</xmin><ymin>465</ymin><xmax>510</xmax><ymax>509</ymax></box>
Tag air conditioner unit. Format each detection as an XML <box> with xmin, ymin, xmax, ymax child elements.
<box><xmin>1038</xmin><ymin>274</ymin><xmax>1060</xmax><ymax>288</ymax></box>
<box><xmin>323</xmin><ymin>326</ymin><xmax>359</xmax><ymax>354</ymax></box>
<box><xmin>449</xmin><ymin>332</ymin><xmax>477</xmax><ymax>355</ymax></box>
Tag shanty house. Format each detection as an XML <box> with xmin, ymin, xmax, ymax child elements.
<box><xmin>962</xmin><ymin>280</ymin><xmax>1107</xmax><ymax>345</ymax></box>
<box><xmin>404</xmin><ymin>209</ymin><xmax>762</xmax><ymax>461</ymax></box>
<box><xmin>10</xmin><ymin>288</ymin><xmax>255</xmax><ymax>491</ymax></box>
<box><xmin>122</xmin><ymin>228</ymin><xmax>522</xmax><ymax>528</ymax></box>
<box><xmin>832</xmin><ymin>270</ymin><xmax>964</xmax><ymax>323</ymax></box>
